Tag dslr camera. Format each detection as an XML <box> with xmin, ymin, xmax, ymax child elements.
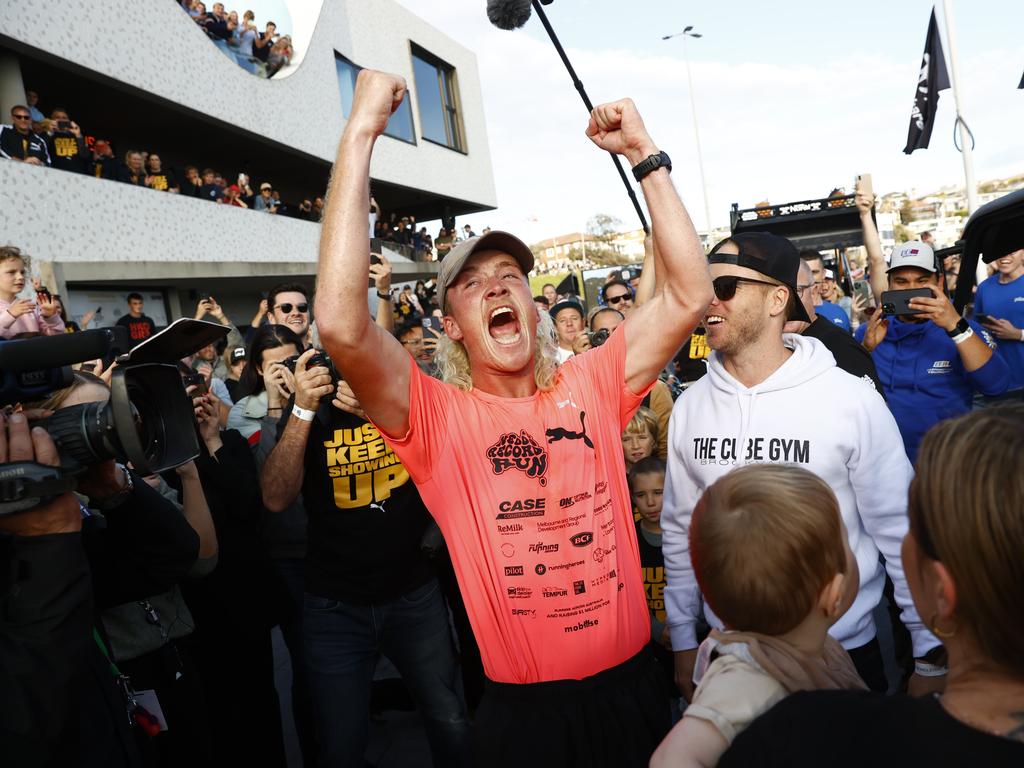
<box><xmin>0</xmin><ymin>320</ymin><xmax>229</xmax><ymax>516</ymax></box>
<box><xmin>586</xmin><ymin>328</ymin><xmax>611</xmax><ymax>347</ymax></box>
<box><xmin>282</xmin><ymin>349</ymin><xmax>338</xmax><ymax>381</ymax></box>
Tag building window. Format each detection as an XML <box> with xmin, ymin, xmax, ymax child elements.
<box><xmin>411</xmin><ymin>45</ymin><xmax>464</xmax><ymax>152</ymax></box>
<box><xmin>335</xmin><ymin>53</ymin><xmax>415</xmax><ymax>144</ymax></box>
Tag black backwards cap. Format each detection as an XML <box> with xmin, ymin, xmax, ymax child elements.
<box><xmin>708</xmin><ymin>231</ymin><xmax>811</xmax><ymax>322</ymax></box>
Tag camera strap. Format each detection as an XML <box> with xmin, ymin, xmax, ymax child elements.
<box><xmin>0</xmin><ymin>462</ymin><xmax>79</xmax><ymax>516</ymax></box>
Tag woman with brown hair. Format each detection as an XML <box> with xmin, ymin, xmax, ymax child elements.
<box><xmin>719</xmin><ymin>405</ymin><xmax>1024</xmax><ymax>766</ymax></box>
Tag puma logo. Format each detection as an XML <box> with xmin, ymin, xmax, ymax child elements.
<box><xmin>546</xmin><ymin>411</ymin><xmax>594</xmax><ymax>450</ymax></box>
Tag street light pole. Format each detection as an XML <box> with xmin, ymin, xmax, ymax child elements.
<box><xmin>664</xmin><ymin>27</ymin><xmax>713</xmax><ymax>237</ymax></box>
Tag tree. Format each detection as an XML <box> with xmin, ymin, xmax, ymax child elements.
<box><xmin>899</xmin><ymin>199</ymin><xmax>914</xmax><ymax>224</ymax></box>
<box><xmin>580</xmin><ymin>213</ymin><xmax>629</xmax><ymax>266</ymax></box>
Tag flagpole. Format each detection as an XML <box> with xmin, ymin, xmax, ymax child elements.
<box><xmin>940</xmin><ymin>0</ymin><xmax>985</xmax><ymax>285</ymax></box>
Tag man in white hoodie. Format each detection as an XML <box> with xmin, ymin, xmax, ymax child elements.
<box><xmin>663</xmin><ymin>232</ymin><xmax>942</xmax><ymax>700</ymax></box>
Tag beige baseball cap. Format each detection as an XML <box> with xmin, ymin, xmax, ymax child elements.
<box><xmin>436</xmin><ymin>231</ymin><xmax>535</xmax><ymax>312</ymax></box>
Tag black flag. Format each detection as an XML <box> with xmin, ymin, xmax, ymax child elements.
<box><xmin>1019</xmin><ymin>69</ymin><xmax>1023</xmax><ymax>89</ymax></box>
<box><xmin>903</xmin><ymin>8</ymin><xmax>950</xmax><ymax>154</ymax></box>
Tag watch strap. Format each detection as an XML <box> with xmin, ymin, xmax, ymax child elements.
<box><xmin>631</xmin><ymin>151</ymin><xmax>672</xmax><ymax>182</ymax></box>
<box><xmin>946</xmin><ymin>318</ymin><xmax>970</xmax><ymax>338</ymax></box>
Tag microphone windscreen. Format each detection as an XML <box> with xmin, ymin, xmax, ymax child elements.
<box><xmin>487</xmin><ymin>0</ymin><xmax>533</xmax><ymax>30</ymax></box>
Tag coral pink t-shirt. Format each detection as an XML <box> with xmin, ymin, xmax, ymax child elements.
<box><xmin>380</xmin><ymin>328</ymin><xmax>652</xmax><ymax>683</ymax></box>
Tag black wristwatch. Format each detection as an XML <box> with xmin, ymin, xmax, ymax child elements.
<box><xmin>631</xmin><ymin>151</ymin><xmax>672</xmax><ymax>182</ymax></box>
<box><xmin>376</xmin><ymin>289</ymin><xmax>393</xmax><ymax>300</ymax></box>
<box><xmin>945</xmin><ymin>318</ymin><xmax>970</xmax><ymax>338</ymax></box>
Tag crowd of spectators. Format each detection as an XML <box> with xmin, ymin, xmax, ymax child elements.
<box><xmin>4</xmin><ymin>74</ymin><xmax>1024</xmax><ymax>768</ymax></box>
<box><xmin>181</xmin><ymin>1</ymin><xmax>295</xmax><ymax>79</ymax></box>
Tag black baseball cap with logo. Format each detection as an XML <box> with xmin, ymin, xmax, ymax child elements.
<box><xmin>708</xmin><ymin>231</ymin><xmax>811</xmax><ymax>322</ymax></box>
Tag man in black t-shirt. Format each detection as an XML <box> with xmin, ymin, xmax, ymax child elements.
<box><xmin>115</xmin><ymin>293</ymin><xmax>158</xmax><ymax>345</ymax></box>
<box><xmin>0</xmin><ymin>105</ymin><xmax>50</xmax><ymax>165</ymax></box>
<box><xmin>252</xmin><ymin>21</ymin><xmax>277</xmax><ymax>63</ymax></box>
<box><xmin>43</xmin><ymin>108</ymin><xmax>87</xmax><ymax>173</ymax></box>
<box><xmin>261</xmin><ymin>350</ymin><xmax>470</xmax><ymax>767</ymax></box>
<box><xmin>786</xmin><ymin>259</ymin><xmax>883</xmax><ymax>395</ymax></box>
<box><xmin>88</xmin><ymin>139</ymin><xmax>119</xmax><ymax>180</ymax></box>
<box><xmin>144</xmin><ymin>153</ymin><xmax>179</xmax><ymax>193</ymax></box>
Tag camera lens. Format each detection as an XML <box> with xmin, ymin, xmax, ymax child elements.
<box><xmin>40</xmin><ymin>401</ymin><xmax>123</xmax><ymax>467</ymax></box>
<box><xmin>883</xmin><ymin>303</ymin><xmax>894</xmax><ymax>314</ymax></box>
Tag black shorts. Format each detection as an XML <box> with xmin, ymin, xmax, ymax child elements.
<box><xmin>474</xmin><ymin>647</ymin><xmax>671</xmax><ymax>768</ymax></box>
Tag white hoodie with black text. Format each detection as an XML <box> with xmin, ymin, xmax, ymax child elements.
<box><xmin>663</xmin><ymin>334</ymin><xmax>937</xmax><ymax>657</ymax></box>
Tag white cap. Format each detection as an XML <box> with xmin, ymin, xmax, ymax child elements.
<box><xmin>888</xmin><ymin>241</ymin><xmax>936</xmax><ymax>273</ymax></box>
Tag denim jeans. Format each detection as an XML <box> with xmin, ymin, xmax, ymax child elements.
<box><xmin>304</xmin><ymin>578</ymin><xmax>472</xmax><ymax>768</ymax></box>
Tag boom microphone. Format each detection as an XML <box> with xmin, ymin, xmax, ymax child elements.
<box><xmin>486</xmin><ymin>0</ymin><xmax>650</xmax><ymax>233</ymax></box>
<box><xmin>486</xmin><ymin>0</ymin><xmax>532</xmax><ymax>30</ymax></box>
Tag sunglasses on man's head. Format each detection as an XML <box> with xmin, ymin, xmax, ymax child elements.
<box><xmin>606</xmin><ymin>293</ymin><xmax>631</xmax><ymax>305</ymax></box>
<box><xmin>712</xmin><ymin>275</ymin><xmax>779</xmax><ymax>302</ymax></box>
<box><xmin>274</xmin><ymin>303</ymin><xmax>308</xmax><ymax>314</ymax></box>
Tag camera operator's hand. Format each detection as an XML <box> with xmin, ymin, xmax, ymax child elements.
<box><xmin>78</xmin><ymin>460</ymin><xmax>128</xmax><ymax>504</ymax></box>
<box><xmin>369</xmin><ymin>253</ymin><xmax>392</xmax><ymax>294</ymax></box>
<box><xmin>6</xmin><ymin>298</ymin><xmax>36</xmax><ymax>318</ymax></box>
<box><xmin>293</xmin><ymin>349</ymin><xmax>334</xmax><ymax>411</ymax></box>
<box><xmin>331</xmin><ymin>379</ymin><xmax>367</xmax><ymax>420</ymax></box>
<box><xmin>98</xmin><ymin>360</ymin><xmax>117</xmax><ymax>387</ymax></box>
<box><xmin>264</xmin><ymin>363</ymin><xmax>294</xmax><ymax>409</ymax></box>
<box><xmin>0</xmin><ymin>412</ymin><xmax>80</xmax><ymax>537</ymax></box>
<box><xmin>572</xmin><ymin>333</ymin><xmax>592</xmax><ymax>356</ymax></box>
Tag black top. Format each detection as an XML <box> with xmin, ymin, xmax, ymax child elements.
<box><xmin>199</xmin><ymin>182</ymin><xmax>222</xmax><ymax>202</ymax></box>
<box><xmin>803</xmin><ymin>315</ymin><xmax>884</xmax><ymax>397</ymax></box>
<box><xmin>89</xmin><ymin>155</ymin><xmax>119</xmax><ymax>181</ymax></box>
<box><xmin>720</xmin><ymin>690</ymin><xmax>1024</xmax><ymax>768</ymax></box>
<box><xmin>117</xmin><ymin>165</ymin><xmax>145</xmax><ymax>186</ymax></box>
<box><xmin>300</xmin><ymin>404</ymin><xmax>433</xmax><ymax>603</ymax></box>
<box><xmin>252</xmin><ymin>32</ymin><xmax>274</xmax><ymax>62</ymax></box>
<box><xmin>146</xmin><ymin>169</ymin><xmax>178</xmax><ymax>192</ymax></box>
<box><xmin>0</xmin><ymin>125</ymin><xmax>50</xmax><ymax>164</ymax></box>
<box><xmin>45</xmin><ymin>131</ymin><xmax>87</xmax><ymax>173</ymax></box>
<box><xmin>115</xmin><ymin>313</ymin><xmax>157</xmax><ymax>345</ymax></box>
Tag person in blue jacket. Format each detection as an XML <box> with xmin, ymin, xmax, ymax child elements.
<box><xmin>857</xmin><ymin>241</ymin><xmax>1010</xmax><ymax>462</ymax></box>
<box><xmin>975</xmin><ymin>243</ymin><xmax>1024</xmax><ymax>399</ymax></box>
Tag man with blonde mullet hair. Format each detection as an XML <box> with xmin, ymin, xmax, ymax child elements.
<box><xmin>315</xmin><ymin>69</ymin><xmax>713</xmax><ymax>767</ymax></box>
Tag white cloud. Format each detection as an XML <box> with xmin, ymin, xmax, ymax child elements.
<box><xmin>397</xmin><ymin>0</ymin><xmax>1023</xmax><ymax>243</ymax></box>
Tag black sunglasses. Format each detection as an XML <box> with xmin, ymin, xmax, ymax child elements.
<box><xmin>712</xmin><ymin>275</ymin><xmax>779</xmax><ymax>301</ymax></box>
<box><xmin>606</xmin><ymin>293</ymin><xmax>631</xmax><ymax>305</ymax></box>
<box><xmin>274</xmin><ymin>302</ymin><xmax>308</xmax><ymax>314</ymax></box>
<box><xmin>12</xmin><ymin>114</ymin><xmax>31</xmax><ymax>120</ymax></box>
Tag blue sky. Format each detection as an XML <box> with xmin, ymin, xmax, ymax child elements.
<box><xmin>397</xmin><ymin>1</ymin><xmax>1024</xmax><ymax>241</ymax></box>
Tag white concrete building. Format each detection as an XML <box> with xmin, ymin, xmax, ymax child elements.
<box><xmin>0</xmin><ymin>0</ymin><xmax>496</xmax><ymax>324</ymax></box>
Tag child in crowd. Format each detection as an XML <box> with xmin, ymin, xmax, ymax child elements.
<box><xmin>628</xmin><ymin>458</ymin><xmax>676</xmax><ymax>702</ymax></box>
<box><xmin>650</xmin><ymin>464</ymin><xmax>866</xmax><ymax>768</ymax></box>
<box><xmin>0</xmin><ymin>245</ymin><xmax>64</xmax><ymax>338</ymax></box>
<box><xmin>621</xmin><ymin>406</ymin><xmax>658</xmax><ymax>470</ymax></box>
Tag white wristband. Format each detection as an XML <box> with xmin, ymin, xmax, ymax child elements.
<box><xmin>291</xmin><ymin>404</ymin><xmax>316</xmax><ymax>422</ymax></box>
<box><xmin>914</xmin><ymin>660</ymin><xmax>948</xmax><ymax>677</ymax></box>
<box><xmin>951</xmin><ymin>326</ymin><xmax>974</xmax><ymax>345</ymax></box>
<box><xmin>1019</xmin><ymin>328</ymin><xmax>1024</xmax><ymax>342</ymax></box>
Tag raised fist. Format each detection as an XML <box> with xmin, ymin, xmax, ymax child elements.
<box><xmin>585</xmin><ymin>98</ymin><xmax>657</xmax><ymax>166</ymax></box>
<box><xmin>346</xmin><ymin>70</ymin><xmax>408</xmax><ymax>140</ymax></box>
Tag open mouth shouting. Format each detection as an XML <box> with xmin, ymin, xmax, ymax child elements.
<box><xmin>487</xmin><ymin>305</ymin><xmax>522</xmax><ymax>346</ymax></box>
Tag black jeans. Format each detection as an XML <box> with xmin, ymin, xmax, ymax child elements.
<box><xmin>475</xmin><ymin>648</ymin><xmax>671</xmax><ymax>768</ymax></box>
<box><xmin>847</xmin><ymin>636</ymin><xmax>889</xmax><ymax>693</ymax></box>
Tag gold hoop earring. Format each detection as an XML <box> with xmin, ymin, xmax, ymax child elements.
<box><xmin>929</xmin><ymin>613</ymin><xmax>957</xmax><ymax>640</ymax></box>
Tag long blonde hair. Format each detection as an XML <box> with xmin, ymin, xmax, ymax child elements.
<box><xmin>434</xmin><ymin>310</ymin><xmax>560</xmax><ymax>392</ymax></box>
